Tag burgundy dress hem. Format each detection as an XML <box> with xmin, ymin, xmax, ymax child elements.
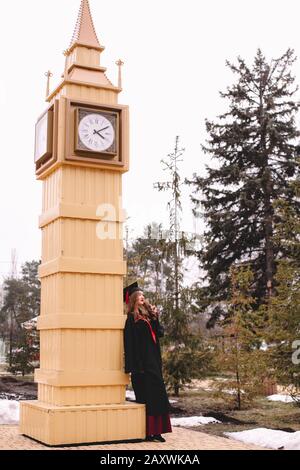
<box><xmin>146</xmin><ymin>414</ymin><xmax>172</xmax><ymax>436</ymax></box>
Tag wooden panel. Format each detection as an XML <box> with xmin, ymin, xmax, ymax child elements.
<box><xmin>42</xmin><ymin>168</ymin><xmax>63</xmax><ymax>212</ymax></box>
<box><xmin>35</xmin><ymin>368</ymin><xmax>129</xmax><ymax>387</ymax></box>
<box><xmin>20</xmin><ymin>402</ymin><xmax>51</xmax><ymax>444</ymax></box>
<box><xmin>62</xmin><ymin>219</ymin><xmax>123</xmax><ymax>259</ymax></box>
<box><xmin>65</xmin><ymin>84</ymin><xmax>118</xmax><ymax>104</ymax></box>
<box><xmin>37</xmin><ymin>314</ymin><xmax>126</xmax><ymax>330</ymax></box>
<box><xmin>39</xmin><ymin>258</ymin><xmax>126</xmax><ymax>277</ymax></box>
<box><xmin>61</xmin><ymin>166</ymin><xmax>122</xmax><ymax>206</ymax></box>
<box><xmin>40</xmin><ymin>273</ymin><xmax>123</xmax><ymax>316</ymax></box>
<box><xmin>76</xmin><ymin>47</ymin><xmax>101</xmax><ymax>68</ymax></box>
<box><xmin>39</xmin><ymin>329</ymin><xmax>123</xmax><ymax>371</ymax></box>
<box><xmin>41</xmin><ymin>220</ymin><xmax>61</xmax><ymax>263</ymax></box>
<box><xmin>41</xmin><ymin>220</ymin><xmax>123</xmax><ymax>264</ymax></box>
<box><xmin>39</xmin><ymin>330</ymin><xmax>62</xmax><ymax>370</ymax></box>
<box><xmin>39</xmin><ymin>203</ymin><xmax>124</xmax><ymax>227</ymax></box>
<box><xmin>38</xmin><ymin>384</ymin><xmax>125</xmax><ymax>406</ymax></box>
<box><xmin>20</xmin><ymin>401</ymin><xmax>145</xmax><ymax>446</ymax></box>
<box><xmin>40</xmin><ymin>274</ymin><xmax>61</xmax><ymax>315</ymax></box>
<box><xmin>41</xmin><ymin>165</ymin><xmax>123</xmax><ymax>215</ymax></box>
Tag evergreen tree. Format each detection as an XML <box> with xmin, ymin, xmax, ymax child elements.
<box><xmin>213</xmin><ymin>265</ymin><xmax>267</xmax><ymax>409</ymax></box>
<box><xmin>125</xmin><ymin>222</ymin><xmax>173</xmax><ymax>303</ymax></box>
<box><xmin>8</xmin><ymin>323</ymin><xmax>39</xmax><ymax>376</ymax></box>
<box><xmin>264</xmin><ymin>261</ymin><xmax>300</xmax><ymax>402</ymax></box>
<box><xmin>272</xmin><ymin>181</ymin><xmax>300</xmax><ymax>265</ymax></box>
<box><xmin>162</xmin><ymin>285</ymin><xmax>212</xmax><ymax>396</ymax></box>
<box><xmin>264</xmin><ymin>185</ymin><xmax>300</xmax><ymax>401</ymax></box>
<box><xmin>0</xmin><ymin>260</ymin><xmax>40</xmax><ymax>373</ymax></box>
<box><xmin>21</xmin><ymin>260</ymin><xmax>41</xmax><ymax>318</ymax></box>
<box><xmin>0</xmin><ymin>278</ymin><xmax>28</xmax><ymax>367</ymax></box>
<box><xmin>187</xmin><ymin>49</ymin><xmax>300</xmax><ymax>326</ymax></box>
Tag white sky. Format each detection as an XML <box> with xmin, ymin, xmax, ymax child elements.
<box><xmin>0</xmin><ymin>0</ymin><xmax>300</xmax><ymax>280</ymax></box>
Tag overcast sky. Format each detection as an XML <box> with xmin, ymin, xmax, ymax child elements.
<box><xmin>0</xmin><ymin>0</ymin><xmax>300</xmax><ymax>280</ymax></box>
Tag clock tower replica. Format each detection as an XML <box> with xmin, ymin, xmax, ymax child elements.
<box><xmin>20</xmin><ymin>0</ymin><xmax>145</xmax><ymax>446</ymax></box>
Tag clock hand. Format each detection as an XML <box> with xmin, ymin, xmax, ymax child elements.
<box><xmin>93</xmin><ymin>129</ymin><xmax>105</xmax><ymax>140</ymax></box>
<box><xmin>99</xmin><ymin>126</ymin><xmax>110</xmax><ymax>133</ymax></box>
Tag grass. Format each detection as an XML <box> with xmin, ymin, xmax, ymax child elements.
<box><xmin>169</xmin><ymin>387</ymin><xmax>300</xmax><ymax>438</ymax></box>
<box><xmin>13</xmin><ymin>375</ymin><xmax>35</xmax><ymax>383</ymax></box>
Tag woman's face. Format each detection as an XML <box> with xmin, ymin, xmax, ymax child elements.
<box><xmin>136</xmin><ymin>292</ymin><xmax>145</xmax><ymax>305</ymax></box>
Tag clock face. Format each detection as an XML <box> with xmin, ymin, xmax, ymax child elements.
<box><xmin>78</xmin><ymin>113</ymin><xmax>115</xmax><ymax>152</ymax></box>
<box><xmin>35</xmin><ymin>109</ymin><xmax>53</xmax><ymax>164</ymax></box>
<box><xmin>35</xmin><ymin>113</ymin><xmax>48</xmax><ymax>162</ymax></box>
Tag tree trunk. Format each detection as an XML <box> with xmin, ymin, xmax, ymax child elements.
<box><xmin>9</xmin><ymin>311</ymin><xmax>13</xmax><ymax>368</ymax></box>
<box><xmin>264</xmin><ymin>169</ymin><xmax>274</xmax><ymax>298</ymax></box>
<box><xmin>259</xmin><ymin>78</ymin><xmax>274</xmax><ymax>298</ymax></box>
<box><xmin>236</xmin><ymin>368</ymin><xmax>241</xmax><ymax>410</ymax></box>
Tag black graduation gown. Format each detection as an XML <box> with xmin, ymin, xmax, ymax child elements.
<box><xmin>124</xmin><ymin>313</ymin><xmax>170</xmax><ymax>416</ymax></box>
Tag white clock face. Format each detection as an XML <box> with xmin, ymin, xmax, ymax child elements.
<box><xmin>78</xmin><ymin>113</ymin><xmax>115</xmax><ymax>152</ymax></box>
<box><xmin>35</xmin><ymin>112</ymin><xmax>48</xmax><ymax>162</ymax></box>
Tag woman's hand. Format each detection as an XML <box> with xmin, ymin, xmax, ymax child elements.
<box><xmin>150</xmin><ymin>304</ymin><xmax>159</xmax><ymax>317</ymax></box>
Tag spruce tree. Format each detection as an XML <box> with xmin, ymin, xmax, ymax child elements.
<box><xmin>264</xmin><ymin>260</ymin><xmax>300</xmax><ymax>402</ymax></box>
<box><xmin>0</xmin><ymin>260</ymin><xmax>40</xmax><ymax>372</ymax></box>
<box><xmin>187</xmin><ymin>49</ymin><xmax>300</xmax><ymax>325</ymax></box>
<box><xmin>213</xmin><ymin>265</ymin><xmax>267</xmax><ymax>409</ymax></box>
<box><xmin>264</xmin><ymin>183</ymin><xmax>300</xmax><ymax>401</ymax></box>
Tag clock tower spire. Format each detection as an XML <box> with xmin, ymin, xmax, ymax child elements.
<box><xmin>46</xmin><ymin>0</ymin><xmax>119</xmax><ymax>103</ymax></box>
<box><xmin>68</xmin><ymin>0</ymin><xmax>102</xmax><ymax>51</ymax></box>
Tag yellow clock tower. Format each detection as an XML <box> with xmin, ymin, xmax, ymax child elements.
<box><xmin>20</xmin><ymin>0</ymin><xmax>145</xmax><ymax>446</ymax></box>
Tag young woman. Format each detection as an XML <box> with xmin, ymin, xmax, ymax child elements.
<box><xmin>123</xmin><ymin>286</ymin><xmax>172</xmax><ymax>442</ymax></box>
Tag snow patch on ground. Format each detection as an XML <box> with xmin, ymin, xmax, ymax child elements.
<box><xmin>267</xmin><ymin>394</ymin><xmax>295</xmax><ymax>403</ymax></box>
<box><xmin>225</xmin><ymin>428</ymin><xmax>300</xmax><ymax>450</ymax></box>
<box><xmin>171</xmin><ymin>416</ymin><xmax>221</xmax><ymax>427</ymax></box>
<box><xmin>0</xmin><ymin>400</ymin><xmax>19</xmax><ymax>425</ymax></box>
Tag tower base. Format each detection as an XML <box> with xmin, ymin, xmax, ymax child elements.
<box><xmin>20</xmin><ymin>400</ymin><xmax>145</xmax><ymax>446</ymax></box>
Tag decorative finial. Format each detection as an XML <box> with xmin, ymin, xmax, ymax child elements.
<box><xmin>44</xmin><ymin>71</ymin><xmax>53</xmax><ymax>98</ymax></box>
<box><xmin>116</xmin><ymin>59</ymin><xmax>124</xmax><ymax>89</ymax></box>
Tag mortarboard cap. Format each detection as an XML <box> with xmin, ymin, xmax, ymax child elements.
<box><xmin>123</xmin><ymin>281</ymin><xmax>143</xmax><ymax>304</ymax></box>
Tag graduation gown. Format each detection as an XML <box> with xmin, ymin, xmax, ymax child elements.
<box><xmin>124</xmin><ymin>313</ymin><xmax>170</xmax><ymax>416</ymax></box>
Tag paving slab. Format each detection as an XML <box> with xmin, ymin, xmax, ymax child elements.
<box><xmin>0</xmin><ymin>425</ymin><xmax>266</xmax><ymax>450</ymax></box>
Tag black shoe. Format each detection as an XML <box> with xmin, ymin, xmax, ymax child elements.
<box><xmin>153</xmin><ymin>434</ymin><xmax>166</xmax><ymax>442</ymax></box>
<box><xmin>145</xmin><ymin>435</ymin><xmax>155</xmax><ymax>441</ymax></box>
